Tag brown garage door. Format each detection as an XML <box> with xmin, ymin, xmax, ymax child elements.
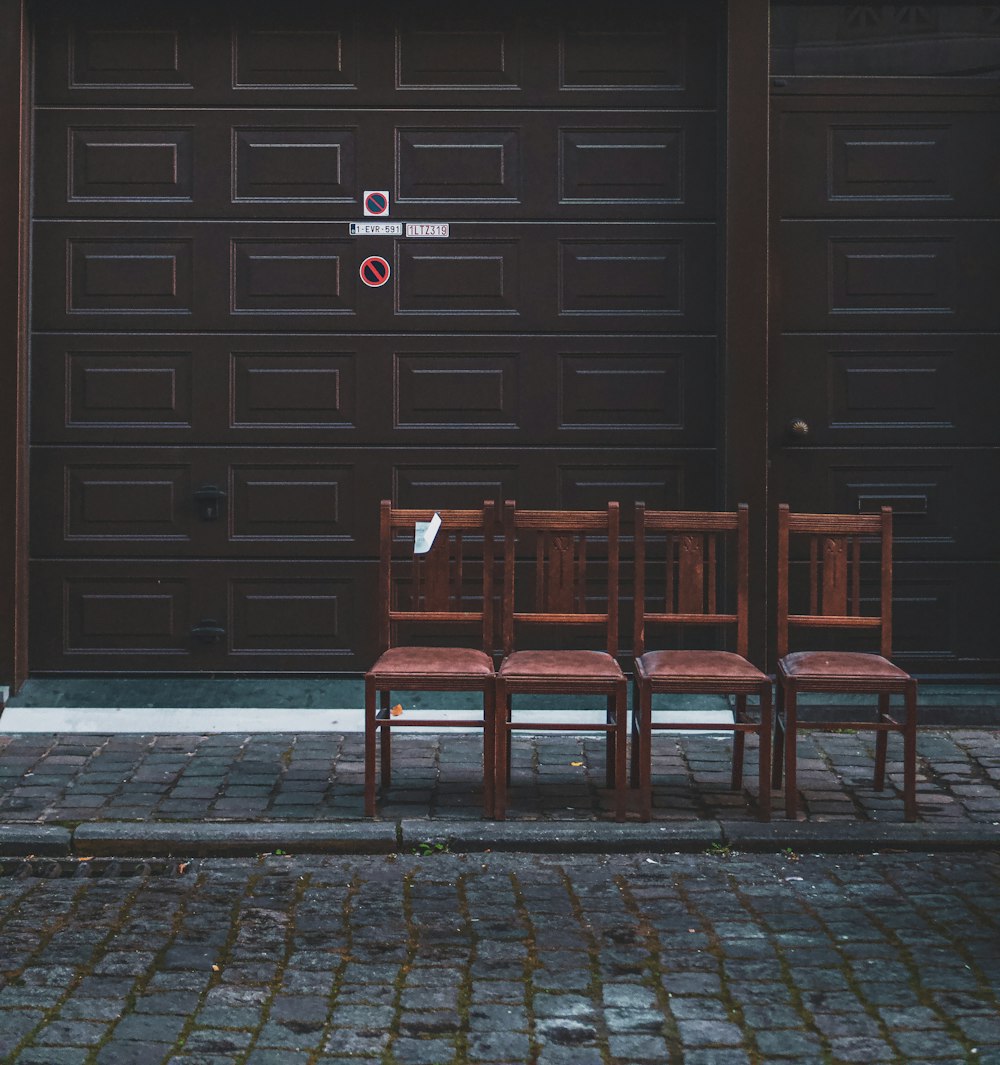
<box><xmin>29</xmin><ymin>0</ymin><xmax>724</xmax><ymax>672</ymax></box>
<box><xmin>769</xmin><ymin>4</ymin><xmax>1000</xmax><ymax>675</ymax></box>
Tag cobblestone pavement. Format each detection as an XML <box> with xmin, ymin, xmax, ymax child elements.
<box><xmin>0</xmin><ymin>851</ymin><xmax>998</xmax><ymax>1064</ymax></box>
<box><xmin>1</xmin><ymin>730</ymin><xmax>999</xmax><ymax>825</ymax></box>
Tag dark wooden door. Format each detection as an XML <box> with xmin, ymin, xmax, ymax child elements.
<box><xmin>769</xmin><ymin>5</ymin><xmax>1000</xmax><ymax>675</ymax></box>
<box><xmin>29</xmin><ymin>0</ymin><xmax>725</xmax><ymax>672</ymax></box>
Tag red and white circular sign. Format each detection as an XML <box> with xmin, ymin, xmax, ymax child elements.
<box><xmin>359</xmin><ymin>255</ymin><xmax>391</xmax><ymax>288</ymax></box>
<box><xmin>363</xmin><ymin>191</ymin><xmax>389</xmax><ymax>217</ymax></box>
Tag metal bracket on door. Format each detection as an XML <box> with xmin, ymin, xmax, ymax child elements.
<box><xmin>194</xmin><ymin>484</ymin><xmax>226</xmax><ymax>521</ymax></box>
<box><xmin>191</xmin><ymin>620</ymin><xmax>226</xmax><ymax>644</ymax></box>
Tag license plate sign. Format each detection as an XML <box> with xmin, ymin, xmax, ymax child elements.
<box><xmin>349</xmin><ymin>222</ymin><xmax>403</xmax><ymax>236</ymax></box>
<box><xmin>405</xmin><ymin>223</ymin><xmax>450</xmax><ymax>238</ymax></box>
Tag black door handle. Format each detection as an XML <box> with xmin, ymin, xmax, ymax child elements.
<box><xmin>194</xmin><ymin>484</ymin><xmax>226</xmax><ymax>521</ymax></box>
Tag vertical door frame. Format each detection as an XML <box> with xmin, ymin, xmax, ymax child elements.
<box><xmin>0</xmin><ymin>0</ymin><xmax>29</xmax><ymax>692</ymax></box>
<box><xmin>724</xmin><ymin>0</ymin><xmax>771</xmax><ymax>668</ymax></box>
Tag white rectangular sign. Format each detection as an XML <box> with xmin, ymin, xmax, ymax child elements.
<box><xmin>413</xmin><ymin>512</ymin><xmax>442</xmax><ymax>555</ymax></box>
<box><xmin>405</xmin><ymin>223</ymin><xmax>450</xmax><ymax>238</ymax></box>
<box><xmin>349</xmin><ymin>222</ymin><xmax>403</xmax><ymax>236</ymax></box>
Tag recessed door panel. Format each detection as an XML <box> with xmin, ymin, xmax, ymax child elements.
<box><xmin>68</xmin><ymin>127</ymin><xmax>195</xmax><ymax>202</ymax></box>
<box><xmin>35</xmin><ymin>0</ymin><xmax>721</xmax><ymax>109</ymax></box>
<box><xmin>777</xmin><ymin>109</ymin><xmax>1000</xmax><ymax>218</ymax></box>
<box><xmin>30</xmin><ymin>561</ymin><xmax>376</xmax><ymax>671</ymax></box>
<box><xmin>778</xmin><ymin>222</ymin><xmax>999</xmax><ymax>331</ymax></box>
<box><xmin>34</xmin><ymin>222</ymin><xmax>717</xmax><ymax>333</ymax></box>
<box><xmin>772</xmin><ymin>335</ymin><xmax>999</xmax><ymax>446</ymax></box>
<box><xmin>774</xmin><ymin>449</ymin><xmax>1000</xmax><ymax>560</ymax></box>
<box><xmin>56</xmin><ymin>576</ymin><xmax>194</xmax><ymax>656</ymax></box>
<box><xmin>32</xmin><ymin>334</ymin><xmax>717</xmax><ymax>448</ymax></box>
<box><xmin>891</xmin><ymin>563</ymin><xmax>1000</xmax><ymax>676</ymax></box>
<box><xmin>38</xmin><ymin>109</ymin><xmax>717</xmax><ymax>220</ymax></box>
<box><xmin>33</xmin><ymin>448</ymin><xmax>716</xmax><ymax>559</ymax></box>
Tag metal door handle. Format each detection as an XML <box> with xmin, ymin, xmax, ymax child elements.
<box><xmin>788</xmin><ymin>418</ymin><xmax>810</xmax><ymax>440</ymax></box>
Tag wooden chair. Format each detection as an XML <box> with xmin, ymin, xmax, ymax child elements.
<box><xmin>364</xmin><ymin>500</ymin><xmax>496</xmax><ymax>817</ymax></box>
<box><xmin>494</xmin><ymin>501</ymin><xmax>628</xmax><ymax>822</ymax></box>
<box><xmin>631</xmin><ymin>504</ymin><xmax>772</xmax><ymax>821</ymax></box>
<box><xmin>773</xmin><ymin>505</ymin><xmax>918</xmax><ymax>821</ymax></box>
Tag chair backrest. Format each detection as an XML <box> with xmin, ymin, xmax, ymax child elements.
<box><xmin>501</xmin><ymin>501</ymin><xmax>619</xmax><ymax>656</ymax></box>
<box><xmin>633</xmin><ymin>503</ymin><xmax>750</xmax><ymax>659</ymax></box>
<box><xmin>377</xmin><ymin>500</ymin><xmax>495</xmax><ymax>654</ymax></box>
<box><xmin>776</xmin><ymin>504</ymin><xmax>893</xmax><ymax>659</ymax></box>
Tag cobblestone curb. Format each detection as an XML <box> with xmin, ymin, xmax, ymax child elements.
<box><xmin>2</xmin><ymin>818</ymin><xmax>1000</xmax><ymax>859</ymax></box>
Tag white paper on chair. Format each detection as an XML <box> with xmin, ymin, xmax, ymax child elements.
<box><xmin>413</xmin><ymin>512</ymin><xmax>442</xmax><ymax>555</ymax></box>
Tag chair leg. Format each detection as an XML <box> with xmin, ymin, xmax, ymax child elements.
<box><xmin>379</xmin><ymin>689</ymin><xmax>392</xmax><ymax>788</ymax></box>
<box><xmin>606</xmin><ymin>694</ymin><xmax>616</xmax><ymax>791</ymax></box>
<box><xmin>638</xmin><ymin>680</ymin><xmax>652</xmax><ymax>822</ymax></box>
<box><xmin>772</xmin><ymin>681</ymin><xmax>785</xmax><ymax>790</ymax></box>
<box><xmin>784</xmin><ymin>686</ymin><xmax>799</xmax><ymax>820</ymax></box>
<box><xmin>903</xmin><ymin>679</ymin><xmax>918</xmax><ymax>823</ymax></box>
<box><xmin>757</xmin><ymin>684</ymin><xmax>772</xmax><ymax>823</ymax></box>
<box><xmin>731</xmin><ymin>694</ymin><xmax>747</xmax><ymax>791</ymax></box>
<box><xmin>629</xmin><ymin>677</ymin><xmax>641</xmax><ymax>790</ymax></box>
<box><xmin>494</xmin><ymin>680</ymin><xmax>508</xmax><ymax>821</ymax></box>
<box><xmin>614</xmin><ymin>680</ymin><xmax>628</xmax><ymax>823</ymax></box>
<box><xmin>505</xmin><ymin>692</ymin><xmax>513</xmax><ymax>787</ymax></box>
<box><xmin>364</xmin><ymin>677</ymin><xmax>378</xmax><ymax>817</ymax></box>
<box><xmin>483</xmin><ymin>684</ymin><xmax>496</xmax><ymax>819</ymax></box>
<box><xmin>874</xmin><ymin>693</ymin><xmax>889</xmax><ymax>791</ymax></box>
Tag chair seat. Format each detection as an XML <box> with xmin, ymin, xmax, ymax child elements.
<box><xmin>780</xmin><ymin>650</ymin><xmax>909</xmax><ymax>681</ymax></box>
<box><xmin>367</xmin><ymin>646</ymin><xmax>494</xmax><ymax>679</ymax></box>
<box><xmin>499</xmin><ymin>649</ymin><xmax>623</xmax><ymax>680</ymax></box>
<box><xmin>636</xmin><ymin>650</ymin><xmax>767</xmax><ymax>683</ymax></box>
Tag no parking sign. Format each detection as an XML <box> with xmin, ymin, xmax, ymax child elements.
<box><xmin>363</xmin><ymin>191</ymin><xmax>389</xmax><ymax>217</ymax></box>
<box><xmin>359</xmin><ymin>255</ymin><xmax>391</xmax><ymax>288</ymax></box>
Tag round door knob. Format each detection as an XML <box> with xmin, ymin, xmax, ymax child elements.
<box><xmin>788</xmin><ymin>418</ymin><xmax>810</xmax><ymax>439</ymax></box>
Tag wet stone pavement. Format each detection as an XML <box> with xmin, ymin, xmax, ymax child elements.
<box><xmin>0</xmin><ymin>851</ymin><xmax>998</xmax><ymax>1065</ymax></box>
<box><xmin>0</xmin><ymin>730</ymin><xmax>999</xmax><ymax>825</ymax></box>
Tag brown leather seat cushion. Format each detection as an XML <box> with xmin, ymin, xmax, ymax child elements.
<box><xmin>780</xmin><ymin>650</ymin><xmax>909</xmax><ymax>680</ymax></box>
<box><xmin>499</xmin><ymin>650</ymin><xmax>623</xmax><ymax>679</ymax></box>
<box><xmin>368</xmin><ymin>646</ymin><xmax>494</xmax><ymax>677</ymax></box>
<box><xmin>636</xmin><ymin>649</ymin><xmax>767</xmax><ymax>681</ymax></box>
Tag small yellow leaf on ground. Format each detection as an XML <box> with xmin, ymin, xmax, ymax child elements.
<box><xmin>570</xmin><ymin>761</ymin><xmax>584</xmax><ymax>767</ymax></box>
<box><xmin>390</xmin><ymin>704</ymin><xmax>404</xmax><ymax>716</ymax></box>
<box><xmin>211</xmin><ymin>964</ymin><xmax>220</xmax><ymax>972</ymax></box>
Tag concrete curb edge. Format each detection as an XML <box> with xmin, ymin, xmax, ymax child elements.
<box><xmin>0</xmin><ymin>825</ymin><xmax>74</xmax><ymax>857</ymax></box>
<box><xmin>71</xmin><ymin>821</ymin><xmax>399</xmax><ymax>858</ymax></box>
<box><xmin>2</xmin><ymin>819</ymin><xmax>999</xmax><ymax>859</ymax></box>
